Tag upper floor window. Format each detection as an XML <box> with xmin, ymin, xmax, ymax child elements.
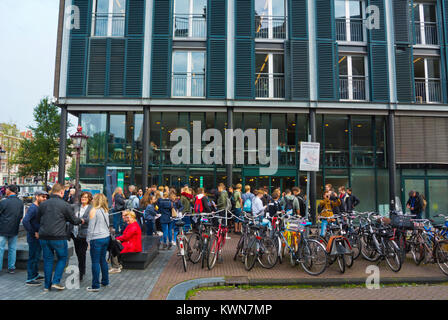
<box><xmin>339</xmin><ymin>55</ymin><xmax>367</xmax><ymax>101</ymax></box>
<box><xmin>172</xmin><ymin>51</ymin><xmax>206</xmax><ymax>97</ymax></box>
<box><xmin>413</xmin><ymin>3</ymin><xmax>438</xmax><ymax>46</ymax></box>
<box><xmin>255</xmin><ymin>53</ymin><xmax>285</xmax><ymax>99</ymax></box>
<box><xmin>335</xmin><ymin>0</ymin><xmax>365</xmax><ymax>43</ymax></box>
<box><xmin>255</xmin><ymin>0</ymin><xmax>286</xmax><ymax>40</ymax></box>
<box><xmin>414</xmin><ymin>57</ymin><xmax>441</xmax><ymax>103</ymax></box>
<box><xmin>92</xmin><ymin>0</ymin><xmax>126</xmax><ymax>37</ymax></box>
<box><xmin>173</xmin><ymin>0</ymin><xmax>207</xmax><ymax>39</ymax></box>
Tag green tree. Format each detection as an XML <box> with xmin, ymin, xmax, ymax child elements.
<box><xmin>67</xmin><ymin>157</ymin><xmax>76</xmax><ymax>181</ymax></box>
<box><xmin>12</xmin><ymin>98</ymin><xmax>70</xmax><ymax>187</ymax></box>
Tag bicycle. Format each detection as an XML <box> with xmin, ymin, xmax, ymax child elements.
<box><xmin>243</xmin><ymin>223</ymin><xmax>278</xmax><ymax>271</ymax></box>
<box><xmin>188</xmin><ymin>213</ymin><xmax>214</xmax><ymax>269</ymax></box>
<box><xmin>173</xmin><ymin>218</ymin><xmax>192</xmax><ymax>272</ymax></box>
<box><xmin>207</xmin><ymin>210</ymin><xmax>230</xmax><ymax>270</ymax></box>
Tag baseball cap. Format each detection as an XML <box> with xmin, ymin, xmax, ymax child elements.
<box><xmin>35</xmin><ymin>190</ymin><xmax>49</xmax><ymax>197</ymax></box>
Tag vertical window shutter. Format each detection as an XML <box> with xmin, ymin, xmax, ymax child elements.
<box><xmin>126</xmin><ymin>0</ymin><xmax>145</xmax><ymax>36</ymax></box>
<box><xmin>439</xmin><ymin>2</ymin><xmax>448</xmax><ymax>103</ymax></box>
<box><xmin>369</xmin><ymin>44</ymin><xmax>389</xmax><ymax>102</ymax></box>
<box><xmin>393</xmin><ymin>0</ymin><xmax>411</xmax><ymax>44</ymax></box>
<box><xmin>284</xmin><ymin>41</ymin><xmax>291</xmax><ymax>100</ymax></box>
<box><xmin>235</xmin><ymin>0</ymin><xmax>253</xmax><ymax>38</ymax></box>
<box><xmin>108</xmin><ymin>39</ymin><xmax>126</xmax><ymax>96</ymax></box>
<box><xmin>151</xmin><ymin>38</ymin><xmax>171</xmax><ymax>97</ymax></box>
<box><xmin>207</xmin><ymin>39</ymin><xmax>226</xmax><ymax>99</ymax></box>
<box><xmin>87</xmin><ymin>38</ymin><xmax>108</xmax><ymax>96</ymax></box>
<box><xmin>290</xmin><ymin>40</ymin><xmax>309</xmax><ymax>100</ymax></box>
<box><xmin>235</xmin><ymin>0</ymin><xmax>254</xmax><ymax>99</ymax></box>
<box><xmin>126</xmin><ymin>39</ymin><xmax>144</xmax><ymax>96</ymax></box>
<box><xmin>208</xmin><ymin>0</ymin><xmax>226</xmax><ymax>38</ymax></box>
<box><xmin>67</xmin><ymin>37</ymin><xmax>88</xmax><ymax>96</ymax></box>
<box><xmin>316</xmin><ymin>0</ymin><xmax>337</xmax><ymax>100</ymax></box>
<box><xmin>317</xmin><ymin>41</ymin><xmax>337</xmax><ymax>100</ymax></box>
<box><xmin>235</xmin><ymin>39</ymin><xmax>254</xmax><ymax>99</ymax></box>
<box><xmin>395</xmin><ymin>46</ymin><xmax>414</xmax><ymax>102</ymax></box>
<box><xmin>289</xmin><ymin>0</ymin><xmax>307</xmax><ymax>39</ymax></box>
<box><xmin>151</xmin><ymin>0</ymin><xmax>172</xmax><ymax>98</ymax></box>
<box><xmin>367</xmin><ymin>0</ymin><xmax>386</xmax><ymax>42</ymax></box>
<box><xmin>71</xmin><ymin>0</ymin><xmax>91</xmax><ymax>36</ymax></box>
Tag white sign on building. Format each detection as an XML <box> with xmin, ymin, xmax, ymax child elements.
<box><xmin>299</xmin><ymin>142</ymin><xmax>320</xmax><ymax>172</ymax></box>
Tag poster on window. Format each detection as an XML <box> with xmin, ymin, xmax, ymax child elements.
<box><xmin>299</xmin><ymin>142</ymin><xmax>320</xmax><ymax>172</ymax></box>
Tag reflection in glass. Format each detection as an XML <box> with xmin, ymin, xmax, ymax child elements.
<box><xmin>81</xmin><ymin>113</ymin><xmax>107</xmax><ymax>164</ymax></box>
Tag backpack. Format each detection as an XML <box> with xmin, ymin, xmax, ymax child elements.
<box><xmin>284</xmin><ymin>198</ymin><xmax>294</xmax><ymax>213</ymax></box>
<box><xmin>243</xmin><ymin>198</ymin><xmax>252</xmax><ymax>213</ymax></box>
<box><xmin>125</xmin><ymin>198</ymin><xmax>134</xmax><ymax>210</ymax></box>
<box><xmin>226</xmin><ymin>197</ymin><xmax>232</xmax><ymax>211</ymax></box>
<box><xmin>296</xmin><ymin>195</ymin><xmax>307</xmax><ymax>216</ymax></box>
<box><xmin>194</xmin><ymin>196</ymin><xmax>204</xmax><ymax>213</ymax></box>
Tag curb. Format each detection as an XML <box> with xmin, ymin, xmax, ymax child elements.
<box><xmin>166</xmin><ymin>276</ymin><xmax>448</xmax><ymax>300</ymax></box>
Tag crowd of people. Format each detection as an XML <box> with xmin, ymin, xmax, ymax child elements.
<box><xmin>0</xmin><ymin>180</ymin><xmax>366</xmax><ymax>293</ymax></box>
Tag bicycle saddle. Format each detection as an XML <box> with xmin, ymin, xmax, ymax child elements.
<box><xmin>175</xmin><ymin>221</ymin><xmax>185</xmax><ymax>227</ymax></box>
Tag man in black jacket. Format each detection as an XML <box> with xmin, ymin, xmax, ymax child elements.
<box><xmin>345</xmin><ymin>188</ymin><xmax>360</xmax><ymax>213</ymax></box>
<box><xmin>37</xmin><ymin>184</ymin><xmax>84</xmax><ymax>291</ymax></box>
<box><xmin>0</xmin><ymin>185</ymin><xmax>24</xmax><ymax>274</ymax></box>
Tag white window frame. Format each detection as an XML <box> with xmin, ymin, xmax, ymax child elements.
<box><xmin>173</xmin><ymin>0</ymin><xmax>207</xmax><ymax>39</ymax></box>
<box><xmin>415</xmin><ymin>57</ymin><xmax>441</xmax><ymax>103</ymax></box>
<box><xmin>255</xmin><ymin>52</ymin><xmax>285</xmax><ymax>99</ymax></box>
<box><xmin>171</xmin><ymin>51</ymin><xmax>206</xmax><ymax>98</ymax></box>
<box><xmin>414</xmin><ymin>3</ymin><xmax>438</xmax><ymax>47</ymax></box>
<box><xmin>254</xmin><ymin>0</ymin><xmax>287</xmax><ymax>41</ymax></box>
<box><xmin>91</xmin><ymin>0</ymin><xmax>126</xmax><ymax>37</ymax></box>
<box><xmin>336</xmin><ymin>0</ymin><xmax>366</xmax><ymax>44</ymax></box>
<box><xmin>339</xmin><ymin>55</ymin><xmax>368</xmax><ymax>101</ymax></box>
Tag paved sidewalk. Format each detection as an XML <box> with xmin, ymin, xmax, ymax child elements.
<box><xmin>0</xmin><ymin>242</ymin><xmax>174</xmax><ymax>300</ymax></box>
<box><xmin>148</xmin><ymin>234</ymin><xmax>448</xmax><ymax>300</ymax></box>
<box><xmin>189</xmin><ymin>284</ymin><xmax>448</xmax><ymax>300</ymax></box>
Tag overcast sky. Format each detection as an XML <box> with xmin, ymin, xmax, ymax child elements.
<box><xmin>0</xmin><ymin>1</ymin><xmax>77</xmax><ymax>132</ymax></box>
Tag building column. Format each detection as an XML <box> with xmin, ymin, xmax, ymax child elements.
<box><xmin>226</xmin><ymin>107</ymin><xmax>233</xmax><ymax>187</ymax></box>
<box><xmin>58</xmin><ymin>105</ymin><xmax>68</xmax><ymax>185</ymax></box>
<box><xmin>142</xmin><ymin>106</ymin><xmax>151</xmax><ymax>191</ymax></box>
<box><xmin>387</xmin><ymin>110</ymin><xmax>397</xmax><ymax>213</ymax></box>
<box><xmin>309</xmin><ymin>108</ymin><xmax>317</xmax><ymax>224</ymax></box>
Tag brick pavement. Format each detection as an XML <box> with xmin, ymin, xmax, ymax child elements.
<box><xmin>0</xmin><ymin>240</ymin><xmax>174</xmax><ymax>300</ymax></box>
<box><xmin>148</xmin><ymin>234</ymin><xmax>448</xmax><ymax>300</ymax></box>
<box><xmin>189</xmin><ymin>284</ymin><xmax>448</xmax><ymax>300</ymax></box>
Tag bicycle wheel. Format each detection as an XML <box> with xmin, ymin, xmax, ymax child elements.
<box><xmin>300</xmin><ymin>239</ymin><xmax>328</xmax><ymax>276</ymax></box>
<box><xmin>410</xmin><ymin>236</ymin><xmax>425</xmax><ymax>266</ymax></box>
<box><xmin>244</xmin><ymin>239</ymin><xmax>258</xmax><ymax>271</ymax></box>
<box><xmin>397</xmin><ymin>231</ymin><xmax>407</xmax><ymax>263</ymax></box>
<box><xmin>384</xmin><ymin>239</ymin><xmax>402</xmax><ymax>272</ymax></box>
<box><xmin>347</xmin><ymin>232</ymin><xmax>361</xmax><ymax>260</ymax></box>
<box><xmin>360</xmin><ymin>234</ymin><xmax>380</xmax><ymax>262</ymax></box>
<box><xmin>337</xmin><ymin>255</ymin><xmax>345</xmax><ymax>273</ymax></box>
<box><xmin>345</xmin><ymin>252</ymin><xmax>354</xmax><ymax>268</ymax></box>
<box><xmin>258</xmin><ymin>237</ymin><xmax>278</xmax><ymax>269</ymax></box>
<box><xmin>184</xmin><ymin>237</ymin><xmax>192</xmax><ymax>262</ymax></box>
<box><xmin>435</xmin><ymin>240</ymin><xmax>448</xmax><ymax>276</ymax></box>
<box><xmin>233</xmin><ymin>234</ymin><xmax>244</xmax><ymax>261</ymax></box>
<box><xmin>188</xmin><ymin>233</ymin><xmax>202</xmax><ymax>264</ymax></box>
<box><xmin>182</xmin><ymin>251</ymin><xmax>188</xmax><ymax>272</ymax></box>
<box><xmin>276</xmin><ymin>236</ymin><xmax>283</xmax><ymax>264</ymax></box>
<box><xmin>201</xmin><ymin>237</ymin><xmax>210</xmax><ymax>269</ymax></box>
<box><xmin>207</xmin><ymin>235</ymin><xmax>219</xmax><ymax>270</ymax></box>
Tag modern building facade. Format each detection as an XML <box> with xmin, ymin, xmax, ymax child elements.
<box><xmin>54</xmin><ymin>0</ymin><xmax>448</xmax><ymax>220</ymax></box>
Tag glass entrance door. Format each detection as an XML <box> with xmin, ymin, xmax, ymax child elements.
<box><xmin>428</xmin><ymin>179</ymin><xmax>448</xmax><ymax>219</ymax></box>
<box><xmin>402</xmin><ymin>178</ymin><xmax>425</xmax><ymax>216</ymax></box>
<box><xmin>105</xmin><ymin>167</ymin><xmax>132</xmax><ymax>206</ymax></box>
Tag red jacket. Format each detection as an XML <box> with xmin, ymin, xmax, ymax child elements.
<box><xmin>116</xmin><ymin>222</ymin><xmax>142</xmax><ymax>253</ymax></box>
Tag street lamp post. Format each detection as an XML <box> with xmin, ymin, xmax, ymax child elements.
<box><xmin>0</xmin><ymin>146</ymin><xmax>6</xmax><ymax>185</ymax></box>
<box><xmin>70</xmin><ymin>126</ymin><xmax>89</xmax><ymax>204</ymax></box>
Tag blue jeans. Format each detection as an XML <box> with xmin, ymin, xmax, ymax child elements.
<box><xmin>182</xmin><ymin>216</ymin><xmax>191</xmax><ymax>232</ymax></box>
<box><xmin>112</xmin><ymin>211</ymin><xmax>126</xmax><ymax>235</ymax></box>
<box><xmin>27</xmin><ymin>238</ymin><xmax>42</xmax><ymax>281</ymax></box>
<box><xmin>39</xmin><ymin>240</ymin><xmax>68</xmax><ymax>289</ymax></box>
<box><xmin>161</xmin><ymin>223</ymin><xmax>173</xmax><ymax>244</ymax></box>
<box><xmin>89</xmin><ymin>237</ymin><xmax>110</xmax><ymax>289</ymax></box>
<box><xmin>145</xmin><ymin>219</ymin><xmax>155</xmax><ymax>236</ymax></box>
<box><xmin>0</xmin><ymin>235</ymin><xmax>18</xmax><ymax>271</ymax></box>
<box><xmin>320</xmin><ymin>219</ymin><xmax>328</xmax><ymax>237</ymax></box>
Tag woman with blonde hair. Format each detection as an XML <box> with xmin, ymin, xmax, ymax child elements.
<box><xmin>86</xmin><ymin>193</ymin><xmax>111</xmax><ymax>292</ymax></box>
<box><xmin>116</xmin><ymin>211</ymin><xmax>142</xmax><ymax>253</ymax></box>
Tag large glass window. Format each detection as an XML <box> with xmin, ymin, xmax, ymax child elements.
<box><xmin>80</xmin><ymin>113</ymin><xmax>107</xmax><ymax>164</ymax></box>
<box><xmin>413</xmin><ymin>3</ymin><xmax>438</xmax><ymax>45</ymax></box>
<box><xmin>339</xmin><ymin>55</ymin><xmax>367</xmax><ymax>101</ymax></box>
<box><xmin>351</xmin><ymin>116</ymin><xmax>374</xmax><ymax>167</ymax></box>
<box><xmin>134</xmin><ymin>113</ymin><xmax>143</xmax><ymax>166</ymax></box>
<box><xmin>255</xmin><ymin>0</ymin><xmax>286</xmax><ymax>39</ymax></box>
<box><xmin>174</xmin><ymin>0</ymin><xmax>207</xmax><ymax>38</ymax></box>
<box><xmin>414</xmin><ymin>57</ymin><xmax>441</xmax><ymax>103</ymax></box>
<box><xmin>92</xmin><ymin>0</ymin><xmax>126</xmax><ymax>37</ymax></box>
<box><xmin>255</xmin><ymin>53</ymin><xmax>285</xmax><ymax>98</ymax></box>
<box><xmin>108</xmin><ymin>113</ymin><xmax>133</xmax><ymax>164</ymax></box>
<box><xmin>324</xmin><ymin>115</ymin><xmax>349</xmax><ymax>168</ymax></box>
<box><xmin>335</xmin><ymin>0</ymin><xmax>365</xmax><ymax>42</ymax></box>
<box><xmin>149</xmin><ymin>113</ymin><xmax>162</xmax><ymax>166</ymax></box>
<box><xmin>172</xmin><ymin>51</ymin><xmax>206</xmax><ymax>97</ymax></box>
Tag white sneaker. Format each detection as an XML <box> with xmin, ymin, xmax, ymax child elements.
<box><xmin>109</xmin><ymin>268</ymin><xmax>122</xmax><ymax>274</ymax></box>
<box><xmin>157</xmin><ymin>231</ymin><xmax>163</xmax><ymax>236</ymax></box>
<box><xmin>172</xmin><ymin>241</ymin><xmax>176</xmax><ymax>246</ymax></box>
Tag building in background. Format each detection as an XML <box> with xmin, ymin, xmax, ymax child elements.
<box><xmin>53</xmin><ymin>0</ymin><xmax>448</xmax><ymax>221</ymax></box>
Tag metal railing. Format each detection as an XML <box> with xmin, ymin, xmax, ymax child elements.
<box><xmin>255</xmin><ymin>73</ymin><xmax>285</xmax><ymax>98</ymax></box>
<box><xmin>172</xmin><ymin>73</ymin><xmax>205</xmax><ymax>97</ymax></box>
<box><xmin>255</xmin><ymin>15</ymin><xmax>286</xmax><ymax>40</ymax></box>
<box><xmin>174</xmin><ymin>14</ymin><xmax>207</xmax><ymax>38</ymax></box>
<box><xmin>336</xmin><ymin>18</ymin><xmax>364</xmax><ymax>42</ymax></box>
<box><xmin>339</xmin><ymin>76</ymin><xmax>367</xmax><ymax>101</ymax></box>
<box><xmin>415</xmin><ymin>78</ymin><xmax>441</xmax><ymax>103</ymax></box>
<box><xmin>92</xmin><ymin>13</ymin><xmax>125</xmax><ymax>37</ymax></box>
<box><xmin>414</xmin><ymin>22</ymin><xmax>438</xmax><ymax>45</ymax></box>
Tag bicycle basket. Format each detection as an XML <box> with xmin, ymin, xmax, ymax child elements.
<box><xmin>285</xmin><ymin>222</ymin><xmax>304</xmax><ymax>232</ymax></box>
<box><xmin>391</xmin><ymin>214</ymin><xmax>413</xmax><ymax>229</ymax></box>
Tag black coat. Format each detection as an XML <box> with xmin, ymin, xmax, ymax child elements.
<box><xmin>0</xmin><ymin>195</ymin><xmax>24</xmax><ymax>237</ymax></box>
<box><xmin>37</xmin><ymin>195</ymin><xmax>83</xmax><ymax>240</ymax></box>
<box><xmin>113</xmin><ymin>193</ymin><xmax>126</xmax><ymax>212</ymax></box>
